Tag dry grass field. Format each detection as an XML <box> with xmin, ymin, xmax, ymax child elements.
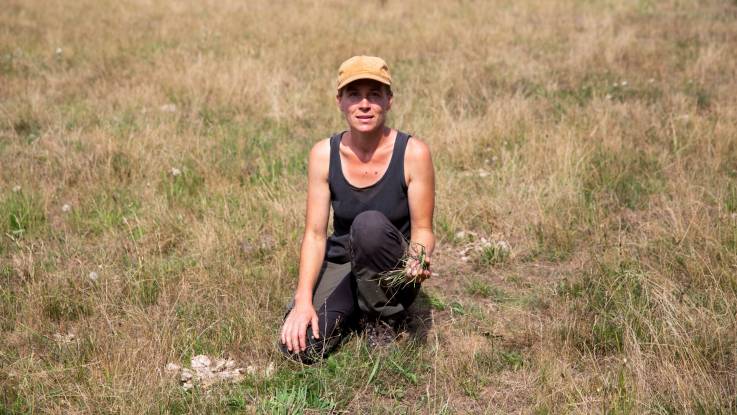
<box><xmin>2</xmin><ymin>0</ymin><xmax>737</xmax><ymax>413</ymax></box>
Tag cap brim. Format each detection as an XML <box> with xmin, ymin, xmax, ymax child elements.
<box><xmin>337</xmin><ymin>72</ymin><xmax>391</xmax><ymax>91</ymax></box>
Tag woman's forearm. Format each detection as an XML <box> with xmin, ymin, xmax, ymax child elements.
<box><xmin>293</xmin><ymin>231</ymin><xmax>326</xmax><ymax>305</ymax></box>
<box><xmin>411</xmin><ymin>226</ymin><xmax>435</xmax><ymax>258</ymax></box>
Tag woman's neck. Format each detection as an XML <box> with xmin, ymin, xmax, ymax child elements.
<box><xmin>345</xmin><ymin>126</ymin><xmax>392</xmax><ymax>162</ymax></box>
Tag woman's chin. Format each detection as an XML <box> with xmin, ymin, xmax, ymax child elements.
<box><xmin>350</xmin><ymin>123</ymin><xmax>381</xmax><ymax>134</ymax></box>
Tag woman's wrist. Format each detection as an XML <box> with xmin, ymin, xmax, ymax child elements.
<box><xmin>294</xmin><ymin>290</ymin><xmax>312</xmax><ymax>306</ymax></box>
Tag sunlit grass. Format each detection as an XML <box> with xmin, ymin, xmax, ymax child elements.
<box><xmin>2</xmin><ymin>0</ymin><xmax>737</xmax><ymax>412</ymax></box>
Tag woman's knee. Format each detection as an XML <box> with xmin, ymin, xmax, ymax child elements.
<box><xmin>350</xmin><ymin>210</ymin><xmax>394</xmax><ymax>256</ymax></box>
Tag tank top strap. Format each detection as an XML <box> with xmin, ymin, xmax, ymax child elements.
<box><xmin>391</xmin><ymin>131</ymin><xmax>411</xmax><ymax>190</ymax></box>
<box><xmin>328</xmin><ymin>131</ymin><xmax>345</xmax><ymax>191</ymax></box>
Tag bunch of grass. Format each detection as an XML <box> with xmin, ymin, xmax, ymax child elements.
<box><xmin>377</xmin><ymin>242</ymin><xmax>429</xmax><ymax>289</ymax></box>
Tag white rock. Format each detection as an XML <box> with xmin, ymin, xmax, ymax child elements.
<box><xmin>191</xmin><ymin>354</ymin><xmax>211</xmax><ymax>369</ymax></box>
<box><xmin>172</xmin><ymin>354</ymin><xmax>251</xmax><ymax>389</ymax></box>
<box><xmin>55</xmin><ymin>47</ymin><xmax>63</xmax><ymax>55</ymax></box>
<box><xmin>88</xmin><ymin>271</ymin><xmax>99</xmax><ymax>281</ymax></box>
<box><xmin>170</xmin><ymin>167</ymin><xmax>182</xmax><ymax>177</ymax></box>
<box><xmin>213</xmin><ymin>358</ymin><xmax>227</xmax><ymax>372</ymax></box>
<box><xmin>12</xmin><ymin>185</ymin><xmax>21</xmax><ymax>193</ymax></box>
<box><xmin>62</xmin><ymin>203</ymin><xmax>72</xmax><ymax>213</ymax></box>
<box><xmin>180</xmin><ymin>368</ymin><xmax>193</xmax><ymax>382</ymax></box>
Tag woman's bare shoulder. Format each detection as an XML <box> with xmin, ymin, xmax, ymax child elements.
<box><xmin>405</xmin><ymin>136</ymin><xmax>432</xmax><ymax>163</ymax></box>
<box><xmin>307</xmin><ymin>137</ymin><xmax>332</xmax><ymax>179</ymax></box>
<box><xmin>310</xmin><ymin>137</ymin><xmax>331</xmax><ymax>161</ymax></box>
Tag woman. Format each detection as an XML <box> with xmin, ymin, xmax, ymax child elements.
<box><xmin>279</xmin><ymin>56</ymin><xmax>435</xmax><ymax>363</ymax></box>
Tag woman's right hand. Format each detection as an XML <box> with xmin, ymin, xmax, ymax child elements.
<box><xmin>280</xmin><ymin>301</ymin><xmax>320</xmax><ymax>352</ymax></box>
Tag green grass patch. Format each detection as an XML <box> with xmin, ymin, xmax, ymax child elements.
<box><xmin>161</xmin><ymin>161</ymin><xmax>206</xmax><ymax>211</ymax></box>
<box><xmin>172</xmin><ymin>303</ymin><xmax>237</xmax><ymax>360</ymax></box>
<box><xmin>110</xmin><ymin>151</ymin><xmax>134</xmax><ymax>183</ymax></box>
<box><xmin>12</xmin><ymin>116</ymin><xmax>41</xmax><ymax>143</ymax></box>
<box><xmin>1</xmin><ymin>190</ymin><xmax>46</xmax><ymax>238</ymax></box>
<box><xmin>478</xmin><ymin>243</ymin><xmax>510</xmax><ymax>266</ymax></box>
<box><xmin>60</xmin><ymin>99</ymin><xmax>100</xmax><ymax>131</ymax></box>
<box><xmin>725</xmin><ymin>182</ymin><xmax>737</xmax><ymax>213</ymax></box>
<box><xmin>465</xmin><ymin>279</ymin><xmax>510</xmax><ymax>302</ymax></box>
<box><xmin>0</xmin><ymin>378</ymin><xmax>30</xmax><ymax>415</ymax></box>
<box><xmin>423</xmin><ymin>291</ymin><xmax>446</xmax><ymax>311</ymax></box>
<box><xmin>258</xmin><ymin>339</ymin><xmax>427</xmax><ymax>412</ymax></box>
<box><xmin>583</xmin><ymin>148</ymin><xmax>663</xmax><ymax>211</ymax></box>
<box><xmin>600</xmin><ymin>366</ymin><xmax>636</xmax><ymax>414</ymax></box>
<box><xmin>0</xmin><ymin>286</ymin><xmax>18</xmax><ymax>331</ymax></box>
<box><xmin>475</xmin><ymin>346</ymin><xmax>525</xmax><ymax>374</ymax></box>
<box><xmin>684</xmin><ymin>82</ymin><xmax>712</xmax><ymax>111</ymax></box>
<box><xmin>558</xmin><ymin>261</ymin><xmax>652</xmax><ymax>355</ymax></box>
<box><xmin>528</xmin><ymin>220</ymin><xmax>576</xmax><ymax>262</ymax></box>
<box><xmin>260</xmin><ymin>383</ymin><xmax>335</xmax><ymax>413</ymax></box>
<box><xmin>42</xmin><ymin>282</ymin><xmax>92</xmax><ymax>322</ymax></box>
<box><xmin>50</xmin><ymin>332</ymin><xmax>97</xmax><ymax>367</ymax></box>
<box><xmin>545</xmin><ymin>74</ymin><xmax>663</xmax><ymax>117</ymax></box>
<box><xmin>107</xmin><ymin>109</ymin><xmax>140</xmax><ymax>140</ymax></box>
<box><xmin>447</xmin><ymin>300</ymin><xmax>465</xmax><ymax>315</ymax></box>
<box><xmin>70</xmin><ymin>187</ymin><xmax>139</xmax><ymax>235</ymax></box>
<box><xmin>122</xmin><ymin>255</ymin><xmax>191</xmax><ymax>307</ymax></box>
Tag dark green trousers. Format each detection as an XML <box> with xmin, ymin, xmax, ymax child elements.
<box><xmin>280</xmin><ymin>210</ymin><xmax>420</xmax><ymax>363</ymax></box>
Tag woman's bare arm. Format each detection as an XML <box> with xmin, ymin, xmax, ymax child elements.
<box><xmin>280</xmin><ymin>138</ymin><xmax>331</xmax><ymax>352</ymax></box>
<box><xmin>405</xmin><ymin>137</ymin><xmax>436</xmax><ymax>281</ymax></box>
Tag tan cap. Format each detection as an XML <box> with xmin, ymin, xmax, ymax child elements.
<box><xmin>336</xmin><ymin>56</ymin><xmax>392</xmax><ymax>91</ymax></box>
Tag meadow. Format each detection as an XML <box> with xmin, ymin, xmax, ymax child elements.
<box><xmin>2</xmin><ymin>0</ymin><xmax>737</xmax><ymax>413</ymax></box>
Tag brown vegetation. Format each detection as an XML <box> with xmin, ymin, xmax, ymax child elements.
<box><xmin>2</xmin><ymin>0</ymin><xmax>737</xmax><ymax>412</ymax></box>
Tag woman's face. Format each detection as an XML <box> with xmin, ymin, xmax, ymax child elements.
<box><xmin>336</xmin><ymin>79</ymin><xmax>393</xmax><ymax>134</ymax></box>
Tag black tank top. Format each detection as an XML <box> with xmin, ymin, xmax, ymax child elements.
<box><xmin>325</xmin><ymin>130</ymin><xmax>411</xmax><ymax>263</ymax></box>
